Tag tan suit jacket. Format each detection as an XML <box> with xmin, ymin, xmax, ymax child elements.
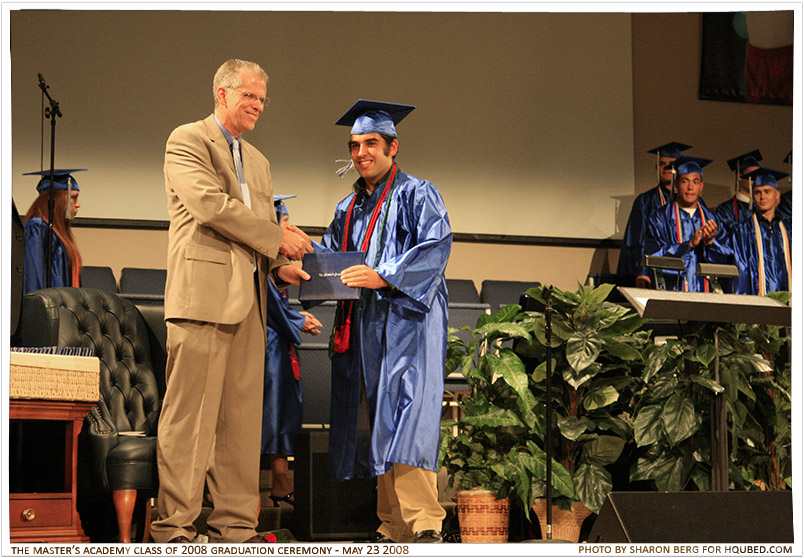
<box><xmin>164</xmin><ymin>114</ymin><xmax>288</xmax><ymax>324</ymax></box>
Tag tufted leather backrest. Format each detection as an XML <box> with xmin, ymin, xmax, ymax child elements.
<box><xmin>18</xmin><ymin>287</ymin><xmax>161</xmax><ymax>435</ymax></box>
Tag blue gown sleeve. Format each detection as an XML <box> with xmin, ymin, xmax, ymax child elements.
<box><xmin>645</xmin><ymin>208</ymin><xmax>693</xmax><ymax>259</ymax></box>
<box><xmin>23</xmin><ymin>219</ymin><xmax>47</xmax><ymax>294</ymax></box>
<box><xmin>320</xmin><ymin>200</ymin><xmax>350</xmax><ymax>253</ymax></box>
<box><xmin>374</xmin><ymin>181</ymin><xmax>452</xmax><ymax>314</ymax></box>
<box><xmin>264</xmin><ymin>281</ymin><xmax>305</xmax><ymax>345</ymax></box>
<box><xmin>617</xmin><ymin>193</ymin><xmax>649</xmax><ymax>278</ymax></box>
<box><xmin>702</xmin><ymin>218</ymin><xmax>732</xmax><ymax>264</ymax></box>
<box><xmin>731</xmin><ymin>225</ymin><xmax>754</xmax><ymax>295</ymax></box>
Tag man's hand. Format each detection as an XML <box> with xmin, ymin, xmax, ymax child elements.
<box><xmin>280</xmin><ymin>227</ymin><xmax>313</xmax><ymax>261</ymax></box>
<box><xmin>700</xmin><ymin>219</ymin><xmax>718</xmax><ymax>246</ymax></box>
<box><xmin>299</xmin><ymin>311</ymin><xmax>322</xmax><ymax>335</ymax></box>
<box><xmin>287</xmin><ymin>224</ymin><xmax>312</xmax><ymax>245</ymax></box>
<box><xmin>635</xmin><ymin>275</ymin><xmax>652</xmax><ymax>289</ymax></box>
<box><xmin>690</xmin><ymin>219</ymin><xmax>718</xmax><ymax>248</ymax></box>
<box><xmin>276</xmin><ymin>264</ymin><xmax>310</xmax><ymax>286</ymax></box>
<box><xmin>340</xmin><ymin>265</ymin><xmax>388</xmax><ymax>290</ymax></box>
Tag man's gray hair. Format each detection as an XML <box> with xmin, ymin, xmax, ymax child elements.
<box><xmin>213</xmin><ymin>59</ymin><xmax>268</xmax><ymax>106</ymax></box>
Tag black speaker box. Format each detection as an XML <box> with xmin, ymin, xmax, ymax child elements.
<box><xmin>294</xmin><ymin>429</ymin><xmax>377</xmax><ymax>541</ymax></box>
<box><xmin>587</xmin><ymin>491</ymin><xmax>793</xmax><ymax>543</ymax></box>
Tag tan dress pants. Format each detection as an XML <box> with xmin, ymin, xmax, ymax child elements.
<box><xmin>151</xmin><ymin>294</ymin><xmax>265</xmax><ymax>543</ymax></box>
<box><xmin>376</xmin><ymin>463</ymin><xmax>446</xmax><ymax>543</ymax></box>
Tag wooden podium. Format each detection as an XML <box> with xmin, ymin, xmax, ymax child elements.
<box><xmin>9</xmin><ymin>400</ymin><xmax>94</xmax><ymax>542</ymax></box>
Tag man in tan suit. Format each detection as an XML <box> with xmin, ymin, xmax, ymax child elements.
<box><xmin>151</xmin><ymin>59</ymin><xmax>312</xmax><ymax>543</ymax></box>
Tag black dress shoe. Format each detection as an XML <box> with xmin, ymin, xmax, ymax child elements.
<box><xmin>168</xmin><ymin>536</ymin><xmax>191</xmax><ymax>543</ymax></box>
<box><xmin>269</xmin><ymin>492</ymin><xmax>295</xmax><ymax>507</ymax></box>
<box><xmin>374</xmin><ymin>531</ymin><xmax>394</xmax><ymax>543</ymax></box>
<box><xmin>413</xmin><ymin>529</ymin><xmax>443</xmax><ymax>543</ymax></box>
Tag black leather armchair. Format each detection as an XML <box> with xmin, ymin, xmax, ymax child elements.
<box><xmin>17</xmin><ymin>287</ymin><xmax>163</xmax><ymax>542</ymax></box>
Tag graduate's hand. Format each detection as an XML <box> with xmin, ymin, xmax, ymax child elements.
<box><xmin>635</xmin><ymin>275</ymin><xmax>651</xmax><ymax>289</ymax></box>
<box><xmin>340</xmin><ymin>265</ymin><xmax>388</xmax><ymax>289</ymax></box>
<box><xmin>299</xmin><ymin>311</ymin><xmax>322</xmax><ymax>335</ymax></box>
<box><xmin>280</xmin><ymin>227</ymin><xmax>314</xmax><ymax>261</ymax></box>
<box><xmin>701</xmin><ymin>219</ymin><xmax>718</xmax><ymax>246</ymax></box>
<box><xmin>276</xmin><ymin>264</ymin><xmax>310</xmax><ymax>286</ymax></box>
<box><xmin>691</xmin><ymin>219</ymin><xmax>718</xmax><ymax>248</ymax></box>
<box><xmin>287</xmin><ymin>224</ymin><xmax>312</xmax><ymax>246</ymax></box>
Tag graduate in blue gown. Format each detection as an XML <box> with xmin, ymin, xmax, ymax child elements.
<box><xmin>21</xmin><ymin>169</ymin><xmax>85</xmax><ymax>294</ymax></box>
<box><xmin>317</xmin><ymin>100</ymin><xmax>451</xmax><ymax>544</ymax></box>
<box><xmin>645</xmin><ymin>156</ymin><xmax>730</xmax><ymax>292</ymax></box>
<box><xmin>618</xmin><ymin>142</ymin><xmax>691</xmax><ymax>287</ymax></box>
<box><xmin>261</xmin><ymin>196</ymin><xmax>322</xmax><ymax>506</ymax></box>
<box><xmin>777</xmin><ymin>189</ymin><xmax>793</xmax><ymax>221</ymax></box>
<box><xmin>776</xmin><ymin>151</ymin><xmax>793</xmax><ymax>222</ymax></box>
<box><xmin>731</xmin><ymin>168</ymin><xmax>792</xmax><ymax>295</ymax></box>
<box><xmin>715</xmin><ymin>150</ymin><xmax>761</xmax><ymax>236</ymax></box>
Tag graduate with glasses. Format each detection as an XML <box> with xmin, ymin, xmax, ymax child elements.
<box><xmin>617</xmin><ymin>141</ymin><xmax>692</xmax><ymax>288</ymax></box>
<box><xmin>715</xmin><ymin>150</ymin><xmax>762</xmax><ymax>236</ymax></box>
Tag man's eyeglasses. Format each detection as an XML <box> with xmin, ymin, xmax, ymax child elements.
<box><xmin>228</xmin><ymin>87</ymin><xmax>270</xmax><ymax>107</ymax></box>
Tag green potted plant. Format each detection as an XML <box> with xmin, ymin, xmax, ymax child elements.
<box><xmin>629</xmin><ymin>295</ymin><xmax>791</xmax><ymax>494</ymax></box>
<box><xmin>441</xmin><ymin>283</ymin><xmax>650</xmax><ymax>542</ymax></box>
<box><xmin>514</xmin><ymin>284</ymin><xmax>650</xmax><ymax>540</ymax></box>
<box><xmin>440</xmin><ymin>303</ymin><xmax>571</xmax><ymax>541</ymax></box>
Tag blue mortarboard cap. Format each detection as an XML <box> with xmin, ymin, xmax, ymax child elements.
<box><xmin>23</xmin><ymin>169</ymin><xmax>87</xmax><ymax>193</ymax></box>
<box><xmin>335</xmin><ymin>100</ymin><xmax>416</xmax><ymax>137</ymax></box>
<box><xmin>274</xmin><ymin>194</ymin><xmax>295</xmax><ymax>218</ymax></box>
<box><xmin>671</xmin><ymin>156</ymin><xmax>712</xmax><ymax>177</ymax></box>
<box><xmin>726</xmin><ymin>150</ymin><xmax>762</xmax><ymax>172</ymax></box>
<box><xmin>647</xmin><ymin>142</ymin><xmax>692</xmax><ymax>158</ymax></box>
<box><xmin>273</xmin><ymin>194</ymin><xmax>295</xmax><ymax>205</ymax></box>
<box><xmin>744</xmin><ymin>167</ymin><xmax>789</xmax><ymax>189</ymax></box>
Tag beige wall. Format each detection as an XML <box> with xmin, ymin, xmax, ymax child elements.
<box><xmin>11</xmin><ymin>10</ymin><xmax>634</xmax><ymax>241</ymax></box>
<box><xmin>631</xmin><ymin>13</ymin><xmax>793</xmax><ymax>202</ymax></box>
<box><xmin>72</xmin><ymin>11</ymin><xmax>793</xmax><ymax>294</ymax></box>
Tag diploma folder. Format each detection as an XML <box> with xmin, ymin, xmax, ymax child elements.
<box><xmin>298</xmin><ymin>251</ymin><xmax>365</xmax><ymax>303</ymax></box>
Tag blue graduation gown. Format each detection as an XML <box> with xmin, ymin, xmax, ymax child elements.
<box><xmin>645</xmin><ymin>201</ymin><xmax>730</xmax><ymax>292</ymax></box>
<box><xmin>617</xmin><ymin>185</ymin><xmax>671</xmax><ymax>282</ymax></box>
<box><xmin>715</xmin><ymin>196</ymin><xmax>752</xmax><ymax>236</ymax></box>
<box><xmin>261</xmin><ymin>282</ymin><xmax>306</xmax><ymax>456</ymax></box>
<box><xmin>319</xmin><ymin>168</ymin><xmax>452</xmax><ymax>479</ymax></box>
<box><xmin>731</xmin><ymin>214</ymin><xmax>792</xmax><ymax>295</ymax></box>
<box><xmin>777</xmin><ymin>190</ymin><xmax>792</xmax><ymax>222</ymax></box>
<box><xmin>23</xmin><ymin>217</ymin><xmax>72</xmax><ymax>294</ymax></box>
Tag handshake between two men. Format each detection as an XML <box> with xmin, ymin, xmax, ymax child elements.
<box><xmin>276</xmin><ymin>223</ymin><xmax>314</xmax><ymax>286</ymax></box>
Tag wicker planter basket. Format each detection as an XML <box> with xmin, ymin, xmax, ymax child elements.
<box><xmin>456</xmin><ymin>489</ymin><xmax>509</xmax><ymax>543</ymax></box>
<box><xmin>9</xmin><ymin>351</ymin><xmax>99</xmax><ymax>402</ymax></box>
<box><xmin>531</xmin><ymin>499</ymin><xmax>593</xmax><ymax>543</ymax></box>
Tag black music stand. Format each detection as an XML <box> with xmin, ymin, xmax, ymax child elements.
<box><xmin>642</xmin><ymin>255</ymin><xmax>685</xmax><ymax>291</ymax></box>
<box><xmin>696</xmin><ymin>263</ymin><xmax>740</xmax><ymax>295</ymax></box>
<box><xmin>617</xmin><ymin>287</ymin><xmax>790</xmax><ymax>491</ymax></box>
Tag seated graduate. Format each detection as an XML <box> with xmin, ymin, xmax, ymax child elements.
<box><xmin>645</xmin><ymin>156</ymin><xmax>730</xmax><ymax>292</ymax></box>
<box><xmin>715</xmin><ymin>150</ymin><xmax>761</xmax><ymax>235</ymax></box>
<box><xmin>617</xmin><ymin>141</ymin><xmax>692</xmax><ymax>288</ymax></box>
<box><xmin>731</xmin><ymin>167</ymin><xmax>792</xmax><ymax>295</ymax></box>
<box><xmin>21</xmin><ymin>169</ymin><xmax>85</xmax><ymax>294</ymax></box>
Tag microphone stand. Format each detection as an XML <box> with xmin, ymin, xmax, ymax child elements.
<box><xmin>38</xmin><ymin>73</ymin><xmax>62</xmax><ymax>288</ymax></box>
<box><xmin>543</xmin><ymin>285</ymin><xmax>554</xmax><ymax>540</ymax></box>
